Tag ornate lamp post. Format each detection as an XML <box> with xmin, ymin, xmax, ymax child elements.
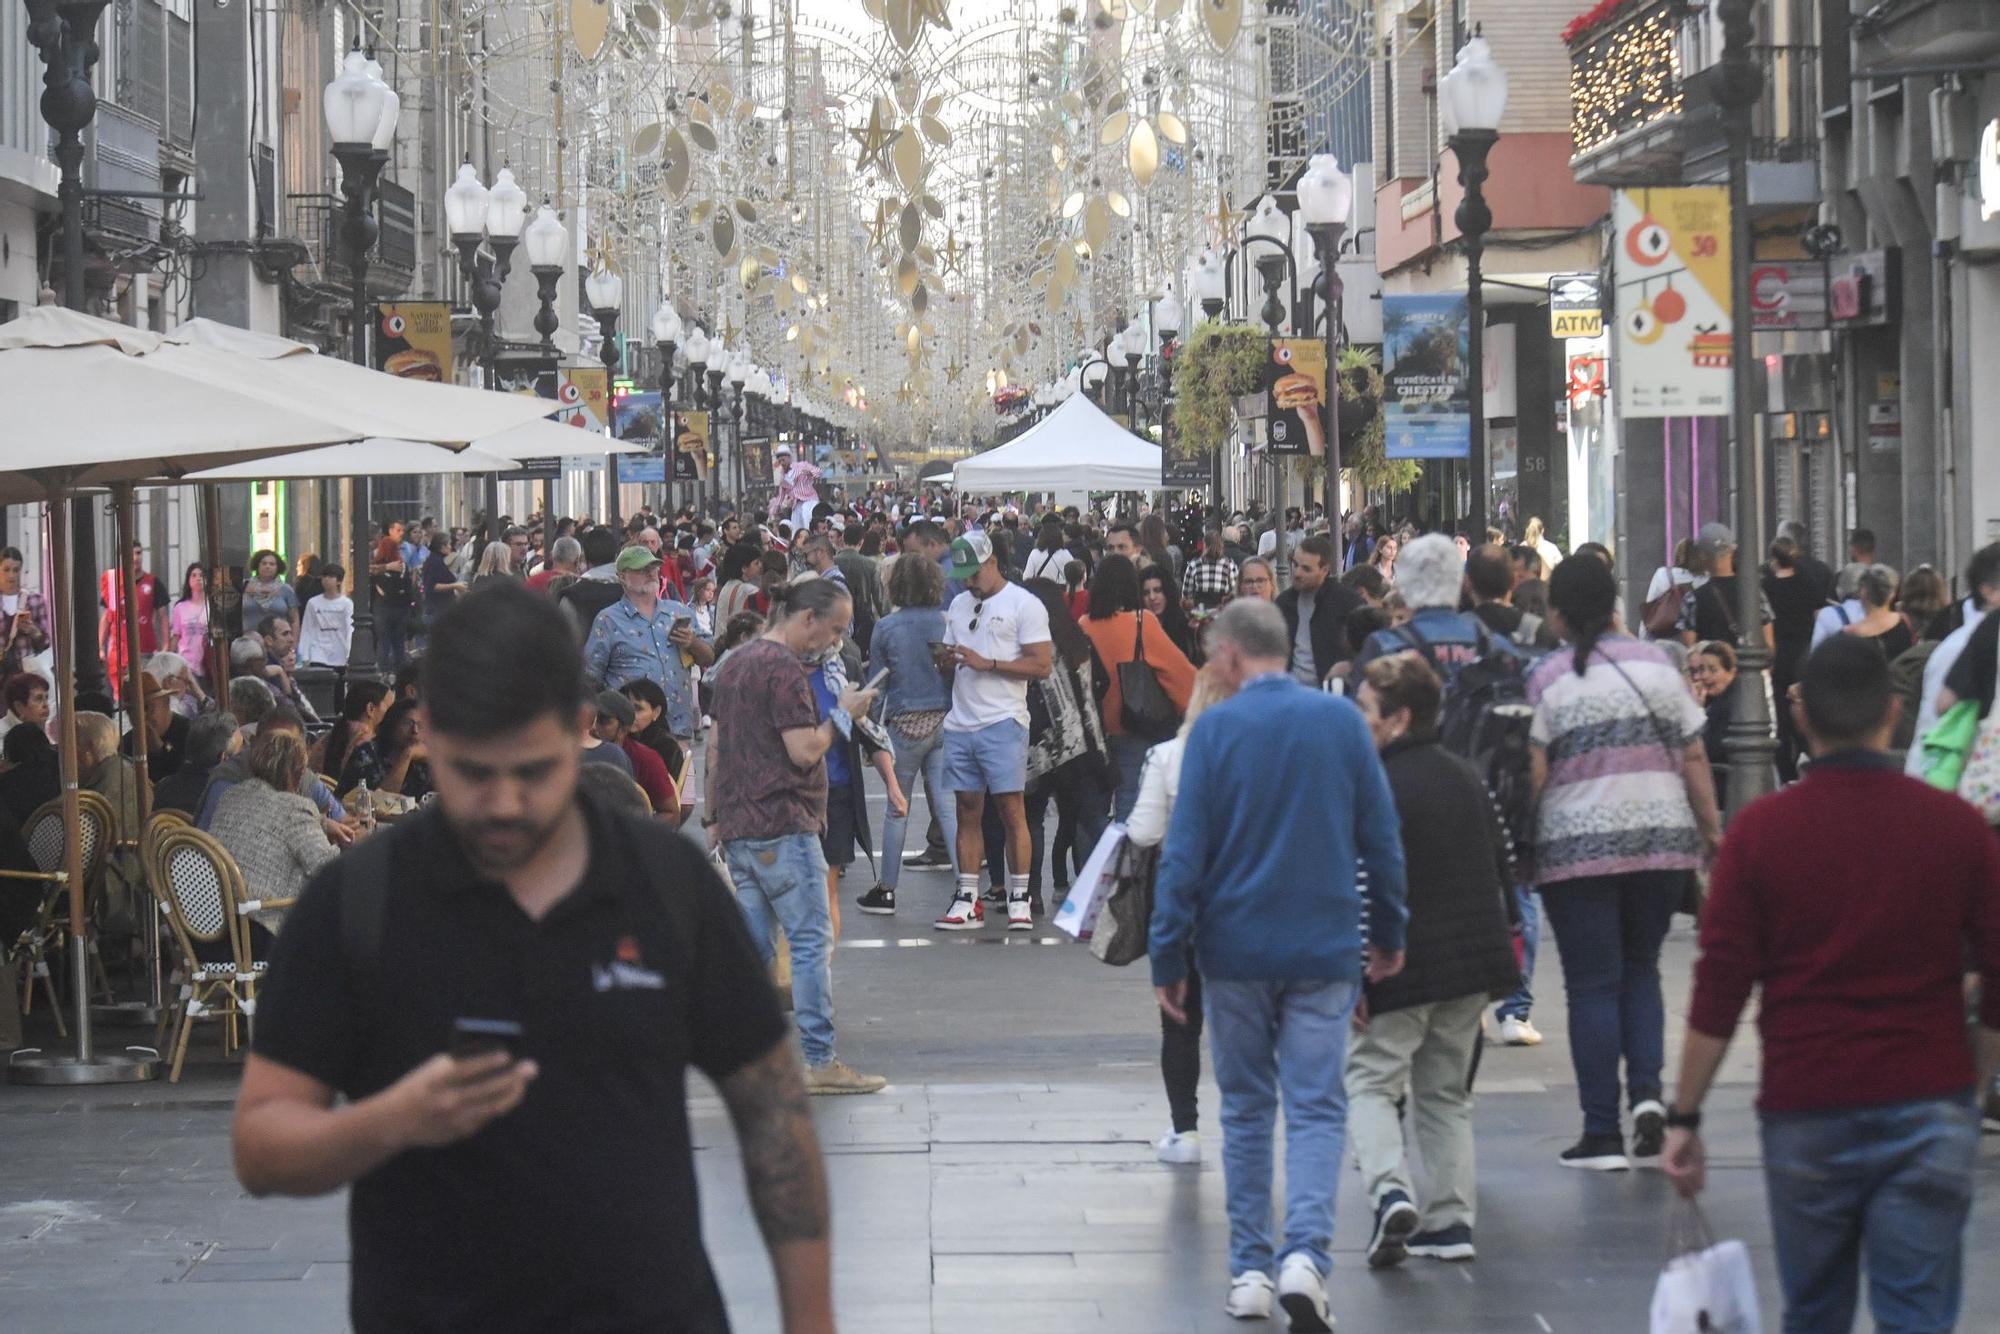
<box><xmin>444</xmin><ymin>163</ymin><xmax>526</xmax><ymax>389</ymax></box>
<box><xmin>324</xmin><ymin>41</ymin><xmax>399</xmax><ymax>368</ymax></box>
<box><xmin>1242</xmin><ymin>195</ymin><xmax>1299</xmax><ymax>585</ymax></box>
<box><xmin>1078</xmin><ymin>350</ymin><xmax>1110</xmax><ymax>407</ymax></box>
<box><xmin>522</xmin><ymin>202</ymin><xmax>568</xmax><ymax>371</ymax></box>
<box><xmin>585</xmin><ymin>265</ymin><xmax>624</xmax><ymax>378</ymax></box>
<box><xmin>726</xmin><ymin>350</ymin><xmax>751</xmax><ymax>509</ymax></box>
<box><xmin>1298</xmin><ymin>154</ymin><xmax>1355</xmax><ymax>554</ymax></box>
<box><xmin>1118</xmin><ymin>320</ymin><xmax>1147</xmax><ymax>425</ymax></box>
<box><xmin>747</xmin><ymin>363</ymin><xmax>775</xmax><ymax>506</ymax></box>
<box><xmin>652</xmin><ymin>301</ymin><xmax>683</xmax><ymax>510</ymax></box>
<box><xmin>1716</xmin><ymin>0</ymin><xmax>1775</xmax><ymax>814</ymax></box>
<box><xmin>1441</xmin><ymin>31</ymin><xmax>1507</xmax><ymax>540</ymax></box>
<box><xmin>1156</xmin><ymin>285</ymin><xmax>1183</xmax><ymax>454</ymax></box>
<box><xmin>683</xmin><ymin>323</ymin><xmax>713</xmax><ymax>512</ymax></box>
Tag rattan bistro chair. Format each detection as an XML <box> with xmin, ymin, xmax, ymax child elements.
<box><xmin>151</xmin><ymin>825</ymin><xmax>276</xmax><ymax>1082</ymax></box>
<box><xmin>2</xmin><ymin>792</ymin><xmax>115</xmax><ymax>1037</ymax></box>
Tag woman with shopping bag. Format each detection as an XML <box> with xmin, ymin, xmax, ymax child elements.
<box><xmin>1124</xmin><ymin>667</ymin><xmax>1235</xmax><ymax>1166</ymax></box>
<box><xmin>1081</xmin><ymin>555</ymin><xmax>1196</xmax><ymax>821</ymax></box>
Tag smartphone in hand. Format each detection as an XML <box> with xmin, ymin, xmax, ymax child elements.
<box><xmin>450</xmin><ymin>1017</ymin><xmax>524</xmax><ymax>1063</ymax></box>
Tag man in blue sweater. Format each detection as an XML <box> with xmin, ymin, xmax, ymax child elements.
<box><xmin>1151</xmin><ymin>599</ymin><xmax>1409</xmax><ymax>1331</ymax></box>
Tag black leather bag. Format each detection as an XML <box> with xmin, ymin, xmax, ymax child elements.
<box><xmin>1089</xmin><ymin>839</ymin><xmax>1159</xmax><ymax>966</ymax></box>
<box><xmin>1118</xmin><ymin>614</ymin><xmax>1181</xmax><ymax>742</ymax></box>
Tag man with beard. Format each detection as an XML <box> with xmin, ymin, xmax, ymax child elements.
<box><xmin>233</xmin><ymin>582</ymin><xmax>830</xmax><ymax>1334</ymax></box>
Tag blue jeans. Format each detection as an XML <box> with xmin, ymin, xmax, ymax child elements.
<box><xmin>1205</xmin><ymin>977</ymin><xmax>1359</xmax><ymax>1278</ymax></box>
<box><xmin>1761</xmin><ymin>1095</ymin><xmax>1979</xmax><ymax>1333</ymax></box>
<box><xmin>724</xmin><ymin>833</ymin><xmax>836</xmax><ymax>1068</ymax></box>
<box><xmin>1494</xmin><ymin>883</ymin><xmax>1538</xmax><ymax>1021</ymax></box>
<box><xmin>1539</xmin><ymin>870</ymin><xmax>1680</xmax><ymax>1137</ymax></box>
<box><xmin>880</xmin><ymin>726</ymin><xmax>957</xmax><ymax>890</ymax></box>
<box><xmin>1109</xmin><ymin>732</ymin><xmax>1151</xmax><ymax>822</ymax></box>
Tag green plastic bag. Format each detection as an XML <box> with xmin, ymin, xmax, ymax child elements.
<box><xmin>1920</xmin><ymin>698</ymin><xmax>1980</xmax><ymax>793</ymax></box>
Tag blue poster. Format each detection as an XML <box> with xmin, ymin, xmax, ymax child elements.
<box><xmin>618</xmin><ymin>456</ymin><xmax>666</xmax><ymax>483</ymax></box>
<box><xmin>612</xmin><ymin>390</ymin><xmax>665</xmax><ymax>443</ymax></box>
<box><xmin>1382</xmin><ymin>294</ymin><xmax>1471</xmax><ymax>459</ymax></box>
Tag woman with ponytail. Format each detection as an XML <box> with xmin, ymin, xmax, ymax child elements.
<box><xmin>1526</xmin><ymin>555</ymin><xmax>1723</xmax><ymax>1174</ymax></box>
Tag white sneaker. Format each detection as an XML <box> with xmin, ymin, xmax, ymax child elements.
<box><xmin>1224</xmin><ymin>1270</ymin><xmax>1274</xmax><ymax>1321</ymax></box>
<box><xmin>1155</xmin><ymin>1130</ymin><xmax>1202</xmax><ymax>1165</ymax></box>
<box><xmin>1497</xmin><ymin>1016</ymin><xmax>1543</xmax><ymax>1046</ymax></box>
<box><xmin>1276</xmin><ymin>1254</ymin><xmax>1333</xmax><ymax>1332</ymax></box>
<box><xmin>1006</xmin><ymin>893</ymin><xmax>1033</xmax><ymax>931</ymax></box>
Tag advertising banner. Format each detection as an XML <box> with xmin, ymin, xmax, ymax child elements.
<box><xmin>1382</xmin><ymin>293</ymin><xmax>1471</xmax><ymax>459</ymax></box>
<box><xmin>677</xmin><ymin>411</ymin><xmax>711</xmax><ymax>479</ymax></box>
<box><xmin>373</xmin><ymin>302</ymin><xmax>452</xmax><ymax>383</ymax></box>
<box><xmin>556</xmin><ymin>365</ymin><xmax>610</xmax><ymax>432</ymax></box>
<box><xmin>612</xmin><ymin>389</ymin><xmax>665</xmax><ymax>443</ymax></box>
<box><xmin>1613</xmin><ymin>188</ymin><xmax>1732</xmax><ymax>418</ymax></box>
<box><xmin>1263</xmin><ymin>337</ymin><xmax>1329</xmax><ymax>457</ymax></box>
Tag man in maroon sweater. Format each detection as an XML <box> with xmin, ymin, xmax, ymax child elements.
<box><xmin>1665</xmin><ymin>636</ymin><xmax>2000</xmax><ymax>1331</ymax></box>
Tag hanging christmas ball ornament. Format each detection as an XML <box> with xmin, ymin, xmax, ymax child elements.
<box><xmin>1650</xmin><ymin>278</ymin><xmax>1687</xmax><ymax>325</ymax></box>
<box><xmin>1624</xmin><ymin>303</ymin><xmax>1665</xmax><ymax>345</ymax></box>
<box><xmin>1626</xmin><ymin>215</ymin><xmax>1672</xmax><ymax>266</ymax></box>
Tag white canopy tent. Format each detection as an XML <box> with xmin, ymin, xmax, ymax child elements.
<box><xmin>952</xmin><ymin>393</ymin><xmax>1163</xmax><ymax>493</ymax></box>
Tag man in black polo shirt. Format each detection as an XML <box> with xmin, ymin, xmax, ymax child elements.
<box><xmin>233</xmin><ymin>581</ymin><xmax>832</xmax><ymax>1334</ymax></box>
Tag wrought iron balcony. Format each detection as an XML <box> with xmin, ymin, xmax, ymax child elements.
<box><xmin>285</xmin><ymin>184</ymin><xmax>416</xmax><ymax>298</ymax></box>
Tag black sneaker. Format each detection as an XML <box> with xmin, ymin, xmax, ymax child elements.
<box><xmin>855</xmin><ymin>884</ymin><xmax>896</xmax><ymax>916</ymax></box>
<box><xmin>1559</xmin><ymin>1133</ymin><xmax>1631</xmax><ymax>1172</ymax></box>
<box><xmin>1630</xmin><ymin>1099</ymin><xmax>1666</xmax><ymax>1164</ymax></box>
<box><xmin>903</xmin><ymin>847</ymin><xmax>951</xmax><ymax>868</ymax></box>
<box><xmin>980</xmin><ymin>884</ymin><xmax>1007</xmax><ymax>905</ymax></box>
<box><xmin>1366</xmin><ymin>1189</ymin><xmax>1420</xmax><ymax>1268</ymax></box>
<box><xmin>1028</xmin><ymin>890</ymin><xmax>1045</xmax><ymax>918</ymax></box>
<box><xmin>1406</xmin><ymin>1224</ymin><xmax>1475</xmax><ymax>1261</ymax></box>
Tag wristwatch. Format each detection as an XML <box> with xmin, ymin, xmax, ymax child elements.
<box><xmin>1664</xmin><ymin>1107</ymin><xmax>1702</xmax><ymax>1131</ymax></box>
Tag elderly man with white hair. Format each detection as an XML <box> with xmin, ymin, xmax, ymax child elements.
<box><xmin>1354</xmin><ymin>532</ymin><xmax>1518</xmax><ymax>682</ymax></box>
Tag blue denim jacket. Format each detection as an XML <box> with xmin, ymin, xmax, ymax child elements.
<box><xmin>872</xmin><ymin>606</ymin><xmax>949</xmax><ymax>717</ymax></box>
<box><xmin>583</xmin><ymin>595</ymin><xmax>709</xmax><ymax>736</ymax></box>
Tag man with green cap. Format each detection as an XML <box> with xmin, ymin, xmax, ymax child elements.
<box><xmin>583</xmin><ymin>544</ymin><xmax>713</xmax><ymax>748</ymax></box>
<box><xmin>935</xmin><ymin>529</ymin><xmax>1052</xmax><ymax>932</ymax></box>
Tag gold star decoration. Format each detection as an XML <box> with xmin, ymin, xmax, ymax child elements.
<box><xmin>944</xmin><ymin>358</ymin><xmax>965</xmax><ymax>382</ymax></box>
<box><xmin>720</xmin><ymin>317</ymin><xmax>740</xmax><ymax>347</ymax></box>
<box><xmin>895</xmin><ymin>384</ymin><xmax>916</xmax><ymax>404</ymax></box>
<box><xmin>939</xmin><ymin>229</ymin><xmax>966</xmax><ymax>276</ymax></box>
<box><xmin>866</xmin><ymin>198</ymin><xmax>896</xmax><ymax>250</ymax></box>
<box><xmin>1208</xmin><ymin>182</ymin><xmax>1243</xmax><ymax>244</ymax></box>
<box><xmin>849</xmin><ymin>97</ymin><xmax>904</xmax><ymax>176</ymax></box>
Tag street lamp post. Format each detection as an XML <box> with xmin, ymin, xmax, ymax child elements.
<box><xmin>727</xmin><ymin>351</ymin><xmax>750</xmax><ymax>510</ymax></box>
<box><xmin>1441</xmin><ymin>30</ymin><xmax>1507</xmax><ymax>541</ymax></box>
<box><xmin>1716</xmin><ymin>0</ymin><xmax>1776</xmax><ymax>815</ymax></box>
<box><xmin>1192</xmin><ymin>249</ymin><xmax>1230</xmax><ymax>504</ymax></box>
<box><xmin>444</xmin><ymin>163</ymin><xmax>527</xmax><ymax>391</ymax></box>
<box><xmin>1078</xmin><ymin>350</ymin><xmax>1110</xmax><ymax>407</ymax></box>
<box><xmin>652</xmin><ymin>302</ymin><xmax>682</xmax><ymax>513</ymax></box>
<box><xmin>1298</xmin><ymin>154</ymin><xmax>1355</xmax><ymax>563</ymax></box>
<box><xmin>523</xmin><ymin>202</ymin><xmax>568</xmax><ymax>374</ymax></box>
<box><xmin>585</xmin><ymin>266</ymin><xmax>624</xmax><ymax>524</ymax></box>
<box><xmin>24</xmin><ymin>0</ymin><xmax>112</xmax><ymax>700</ymax></box>
<box><xmin>1119</xmin><ymin>321</ymin><xmax>1146</xmax><ymax>425</ymax></box>
<box><xmin>1243</xmin><ymin>195</ymin><xmax>1299</xmax><ymax>586</ymax></box>
<box><xmin>1156</xmin><ymin>285</ymin><xmax>1183</xmax><ymax>462</ymax></box>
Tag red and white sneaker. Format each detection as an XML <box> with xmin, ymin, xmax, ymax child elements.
<box><xmin>934</xmin><ymin>894</ymin><xmax>984</xmax><ymax>931</ymax></box>
<box><xmin>1006</xmin><ymin>894</ymin><xmax>1033</xmax><ymax>931</ymax></box>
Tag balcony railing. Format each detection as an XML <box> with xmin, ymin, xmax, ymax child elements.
<box><xmin>1568</xmin><ymin>0</ymin><xmax>1686</xmax><ymax>160</ymax></box>
<box><xmin>286</xmin><ymin>188</ymin><xmax>416</xmax><ymax>296</ymax></box>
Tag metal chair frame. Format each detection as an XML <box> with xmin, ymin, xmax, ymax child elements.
<box><xmin>149</xmin><ymin>825</ymin><xmax>273</xmax><ymax>1082</ymax></box>
<box><xmin>1</xmin><ymin>792</ymin><xmax>114</xmax><ymax>1038</ymax></box>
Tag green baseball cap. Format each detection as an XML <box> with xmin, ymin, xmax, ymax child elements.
<box><xmin>947</xmin><ymin>530</ymin><xmax>993</xmax><ymax>579</ymax></box>
<box><xmin>615</xmin><ymin>545</ymin><xmax>663</xmax><ymax>573</ymax></box>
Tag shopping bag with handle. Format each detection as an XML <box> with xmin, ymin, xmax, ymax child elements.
<box><xmin>1052</xmin><ymin>823</ymin><xmax>1128</xmax><ymax>941</ymax></box>
<box><xmin>1089</xmin><ymin>841</ymin><xmax>1159</xmax><ymax>966</ymax></box>
<box><xmin>1650</xmin><ymin>1200</ymin><xmax>1761</xmax><ymax>1334</ymax></box>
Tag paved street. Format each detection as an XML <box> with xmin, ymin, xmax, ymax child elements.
<box><xmin>5</xmin><ymin>790</ymin><xmax>2000</xmax><ymax>1332</ymax></box>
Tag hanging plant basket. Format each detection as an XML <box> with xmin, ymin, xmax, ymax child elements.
<box><xmin>1170</xmin><ymin>321</ymin><xmax>1269</xmax><ymax>459</ymax></box>
<box><xmin>1335</xmin><ymin>345</ymin><xmax>1420</xmax><ymax>495</ymax></box>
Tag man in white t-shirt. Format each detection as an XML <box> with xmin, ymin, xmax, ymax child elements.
<box><xmin>936</xmin><ymin>530</ymin><xmax>1052</xmax><ymax>932</ymax></box>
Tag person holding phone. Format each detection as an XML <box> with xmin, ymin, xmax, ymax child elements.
<box><xmin>235</xmin><ymin>582</ymin><xmax>836</xmax><ymax>1334</ymax></box>
<box><xmin>583</xmin><ymin>545</ymin><xmax>713</xmax><ymax>754</ymax></box>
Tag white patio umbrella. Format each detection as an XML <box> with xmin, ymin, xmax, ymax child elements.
<box><xmin>183</xmin><ymin>439</ymin><xmax>522</xmax><ymax>480</ymax></box>
<box><xmin>157</xmin><ymin>317</ymin><xmax>561</xmax><ymax>446</ymax></box>
<box><xmin>467</xmin><ymin>414</ymin><xmax>644</xmax><ymax>459</ymax></box>
<box><xmin>0</xmin><ymin>307</ymin><xmax>363</xmax><ymax>503</ymax></box>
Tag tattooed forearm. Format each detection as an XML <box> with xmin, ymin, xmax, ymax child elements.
<box><xmin>721</xmin><ymin>1041</ymin><xmax>830</xmax><ymax>1246</ymax></box>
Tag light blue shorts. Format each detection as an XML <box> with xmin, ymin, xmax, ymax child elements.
<box><xmin>943</xmin><ymin>719</ymin><xmax>1028</xmax><ymax>796</ymax></box>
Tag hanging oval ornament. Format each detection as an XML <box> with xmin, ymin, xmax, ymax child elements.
<box><xmin>922</xmin><ymin>116</ymin><xmax>952</xmax><ymax>148</ymax></box>
<box><xmin>899</xmin><ymin>202</ymin><xmax>923</xmax><ymax>253</ymax></box>
<box><xmin>632</xmin><ymin>122</ymin><xmax>663</xmax><ymax>157</ymax></box>
<box><xmin>862</xmin><ymin>0</ymin><xmax>885</xmax><ymax>19</ymax></box>
<box><xmin>1085</xmin><ymin>197</ymin><xmax>1112</xmax><ymax>252</ymax></box>
<box><xmin>792</xmin><ymin>273</ymin><xmax>811</xmax><ymax>295</ymax></box>
<box><xmin>735</xmin><ymin>197</ymin><xmax>758</xmax><ymax>223</ymax></box>
<box><xmin>886</xmin><ymin>0</ymin><xmax>922</xmax><ymax>51</ymax></box>
<box><xmin>663</xmin><ymin>128</ymin><xmax>691</xmax><ymax>194</ymax></box>
<box><xmin>1129</xmin><ymin>119</ymin><xmax>1160</xmax><ymax>187</ymax></box>
<box><xmin>570</xmin><ymin>0</ymin><xmax>611</xmax><ymax>59</ymax></box>
<box><xmin>894</xmin><ymin>70</ymin><xmax>921</xmax><ymax>114</ymax></box>
<box><xmin>920</xmin><ymin>194</ymin><xmax>945</xmax><ymax>220</ymax></box>
<box><xmin>911</xmin><ymin>282</ymin><xmax>929</xmax><ymax>315</ymax></box>
<box><xmin>1156</xmin><ymin>112</ymin><xmax>1188</xmax><ymax>145</ymax></box>
<box><xmin>1107</xmin><ymin>191</ymin><xmax>1131</xmax><ymax>217</ymax></box>
<box><xmin>660</xmin><ymin>0</ymin><xmax>686</xmax><ymax>21</ymax></box>
<box><xmin>1098</xmin><ymin>110</ymin><xmax>1131</xmax><ymax>146</ymax></box>
<box><xmin>1061</xmin><ymin>191</ymin><xmax>1086</xmax><ymax>219</ymax></box>
<box><xmin>739</xmin><ymin>256</ymin><xmax>762</xmax><ymax>287</ymax></box>
<box><xmin>1053</xmin><ymin>240</ymin><xmax>1077</xmax><ymax>288</ymax></box>
<box><xmin>1200</xmin><ymin>0</ymin><xmax>1241</xmax><ymax>52</ymax></box>
<box><xmin>893</xmin><ymin>131</ymin><xmax>927</xmax><ymax>192</ymax></box>
<box><xmin>712</xmin><ymin>210</ymin><xmax>735</xmax><ymax>258</ymax></box>
<box><xmin>896</xmin><ymin>255</ymin><xmax>920</xmax><ymax>297</ymax></box>
<box><xmin>632</xmin><ymin>2</ymin><xmax>662</xmax><ymax>29</ymax></box>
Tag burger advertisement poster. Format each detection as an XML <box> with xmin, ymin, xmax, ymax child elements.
<box><xmin>1263</xmin><ymin>339</ymin><xmax>1329</xmax><ymax>457</ymax></box>
<box><xmin>373</xmin><ymin>302</ymin><xmax>452</xmax><ymax>384</ymax></box>
<box><xmin>1382</xmin><ymin>293</ymin><xmax>1471</xmax><ymax>459</ymax></box>
<box><xmin>1612</xmin><ymin>187</ymin><xmax>1732</xmax><ymax>419</ymax></box>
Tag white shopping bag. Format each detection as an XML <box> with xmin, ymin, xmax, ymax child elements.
<box><xmin>1052</xmin><ymin>823</ymin><xmax>1128</xmax><ymax>941</ymax></box>
<box><xmin>1651</xmin><ymin>1203</ymin><xmax>1761</xmax><ymax>1334</ymax></box>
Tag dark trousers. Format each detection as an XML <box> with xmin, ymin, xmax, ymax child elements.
<box><xmin>1028</xmin><ymin>760</ymin><xmax>1112</xmax><ymax>892</ymax></box>
<box><xmin>1162</xmin><ymin>952</ymin><xmax>1205</xmax><ymax>1133</ymax></box>
<box><xmin>375</xmin><ymin>604</ymin><xmax>410</xmax><ymax>673</ymax></box>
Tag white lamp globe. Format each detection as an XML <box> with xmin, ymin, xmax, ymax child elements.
<box><xmin>1441</xmin><ymin>34</ymin><xmax>1509</xmax><ymax>136</ymax></box>
<box><xmin>486</xmin><ymin>167</ymin><xmax>528</xmax><ymax>239</ymax></box>
<box><xmin>727</xmin><ymin>350</ymin><xmax>750</xmax><ymax>386</ymax></box>
<box><xmin>1193</xmin><ymin>248</ymin><xmax>1227</xmax><ymax>305</ymax></box>
<box><xmin>1245</xmin><ymin>196</ymin><xmax>1289</xmax><ymax>246</ymax></box>
<box><xmin>1297</xmin><ymin>154</ymin><xmax>1355</xmax><ymax>227</ymax></box>
<box><xmin>749</xmin><ymin>366</ymin><xmax>775</xmax><ymax>398</ymax></box>
<box><xmin>684</xmin><ymin>326</ymin><xmax>711</xmax><ymax>365</ymax></box>
<box><xmin>584</xmin><ymin>266</ymin><xmax>623</xmax><ymax>312</ymax></box>
<box><xmin>523</xmin><ymin>203</ymin><xmax>568</xmax><ymax>269</ymax></box>
<box><xmin>651</xmin><ymin>303</ymin><xmax>683</xmax><ymax>345</ymax></box>
<box><xmin>362</xmin><ymin>59</ymin><xmax>401</xmax><ymax>151</ymax></box>
<box><xmin>1157</xmin><ymin>287</ymin><xmax>1185</xmax><ymax>338</ymax></box>
<box><xmin>323</xmin><ymin>48</ymin><xmax>387</xmax><ymax>146</ymax></box>
<box><xmin>444</xmin><ymin>163</ymin><xmax>488</xmax><ymax>238</ymax></box>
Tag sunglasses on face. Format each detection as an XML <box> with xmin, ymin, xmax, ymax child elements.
<box><xmin>969</xmin><ymin>599</ymin><xmax>986</xmax><ymax>632</ymax></box>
